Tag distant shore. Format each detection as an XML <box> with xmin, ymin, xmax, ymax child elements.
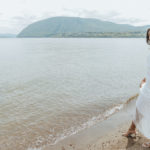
<box><xmin>0</xmin><ymin>32</ymin><xmax>146</xmax><ymax>38</ymax></box>
<box><xmin>17</xmin><ymin>32</ymin><xmax>146</xmax><ymax>38</ymax></box>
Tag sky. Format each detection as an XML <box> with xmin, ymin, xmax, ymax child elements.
<box><xmin>0</xmin><ymin>0</ymin><xmax>150</xmax><ymax>34</ymax></box>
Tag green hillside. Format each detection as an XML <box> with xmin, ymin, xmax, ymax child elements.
<box><xmin>17</xmin><ymin>16</ymin><xmax>150</xmax><ymax>38</ymax></box>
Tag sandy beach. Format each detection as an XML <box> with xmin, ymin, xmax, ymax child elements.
<box><xmin>88</xmin><ymin>122</ymin><xmax>148</xmax><ymax>150</ymax></box>
<box><xmin>46</xmin><ymin>122</ymin><xmax>148</xmax><ymax>150</ymax></box>
<box><xmin>40</xmin><ymin>96</ymin><xmax>150</xmax><ymax>150</ymax></box>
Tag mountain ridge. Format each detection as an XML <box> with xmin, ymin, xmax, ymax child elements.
<box><xmin>17</xmin><ymin>16</ymin><xmax>150</xmax><ymax>37</ymax></box>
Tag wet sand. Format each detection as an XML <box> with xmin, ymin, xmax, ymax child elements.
<box><xmin>46</xmin><ymin>123</ymin><xmax>148</xmax><ymax>150</ymax></box>
<box><xmin>87</xmin><ymin>122</ymin><xmax>148</xmax><ymax>150</ymax></box>
<box><xmin>40</xmin><ymin>97</ymin><xmax>150</xmax><ymax>150</ymax></box>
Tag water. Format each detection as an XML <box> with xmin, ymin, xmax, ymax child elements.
<box><xmin>0</xmin><ymin>38</ymin><xmax>148</xmax><ymax>149</ymax></box>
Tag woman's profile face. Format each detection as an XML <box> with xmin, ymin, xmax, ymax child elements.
<box><xmin>148</xmin><ymin>30</ymin><xmax>150</xmax><ymax>39</ymax></box>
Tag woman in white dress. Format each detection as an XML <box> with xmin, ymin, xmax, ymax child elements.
<box><xmin>122</xmin><ymin>28</ymin><xmax>150</xmax><ymax>148</ymax></box>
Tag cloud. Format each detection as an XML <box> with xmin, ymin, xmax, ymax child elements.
<box><xmin>9</xmin><ymin>12</ymin><xmax>57</xmax><ymax>33</ymax></box>
<box><xmin>0</xmin><ymin>15</ymin><xmax>38</xmax><ymax>34</ymax></box>
<box><xmin>62</xmin><ymin>8</ymin><xmax>148</xmax><ymax>26</ymax></box>
<box><xmin>12</xmin><ymin>15</ymin><xmax>38</xmax><ymax>27</ymax></box>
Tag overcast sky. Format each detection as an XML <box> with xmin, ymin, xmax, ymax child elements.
<box><xmin>0</xmin><ymin>0</ymin><xmax>150</xmax><ymax>34</ymax></box>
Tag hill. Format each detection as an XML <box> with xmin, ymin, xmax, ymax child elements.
<box><xmin>17</xmin><ymin>16</ymin><xmax>150</xmax><ymax>38</ymax></box>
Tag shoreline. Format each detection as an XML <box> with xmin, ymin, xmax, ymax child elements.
<box><xmin>35</xmin><ymin>96</ymin><xmax>149</xmax><ymax>150</ymax></box>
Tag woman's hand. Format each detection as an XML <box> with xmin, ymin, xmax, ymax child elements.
<box><xmin>140</xmin><ymin>77</ymin><xmax>146</xmax><ymax>88</ymax></box>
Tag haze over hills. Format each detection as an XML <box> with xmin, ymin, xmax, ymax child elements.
<box><xmin>0</xmin><ymin>34</ymin><xmax>16</xmax><ymax>38</ymax></box>
<box><xmin>17</xmin><ymin>16</ymin><xmax>150</xmax><ymax>38</ymax></box>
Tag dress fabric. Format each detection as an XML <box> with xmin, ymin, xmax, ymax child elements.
<box><xmin>132</xmin><ymin>45</ymin><xmax>150</xmax><ymax>139</ymax></box>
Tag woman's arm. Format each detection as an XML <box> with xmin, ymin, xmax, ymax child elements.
<box><xmin>139</xmin><ymin>77</ymin><xmax>146</xmax><ymax>88</ymax></box>
<box><xmin>143</xmin><ymin>77</ymin><xmax>146</xmax><ymax>82</ymax></box>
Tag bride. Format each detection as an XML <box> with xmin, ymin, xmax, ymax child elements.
<box><xmin>122</xmin><ymin>28</ymin><xmax>150</xmax><ymax>148</ymax></box>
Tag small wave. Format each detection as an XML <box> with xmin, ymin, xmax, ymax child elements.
<box><xmin>27</xmin><ymin>93</ymin><xmax>138</xmax><ymax>150</ymax></box>
<box><xmin>125</xmin><ymin>93</ymin><xmax>138</xmax><ymax>104</ymax></box>
<box><xmin>27</xmin><ymin>148</ymin><xmax>42</xmax><ymax>150</ymax></box>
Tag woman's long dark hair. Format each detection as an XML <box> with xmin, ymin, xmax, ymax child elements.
<box><xmin>146</xmin><ymin>28</ymin><xmax>150</xmax><ymax>44</ymax></box>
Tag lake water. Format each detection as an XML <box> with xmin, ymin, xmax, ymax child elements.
<box><xmin>0</xmin><ymin>38</ymin><xmax>149</xmax><ymax>150</ymax></box>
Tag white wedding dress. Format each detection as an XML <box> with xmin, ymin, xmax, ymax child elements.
<box><xmin>132</xmin><ymin>44</ymin><xmax>150</xmax><ymax>139</ymax></box>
